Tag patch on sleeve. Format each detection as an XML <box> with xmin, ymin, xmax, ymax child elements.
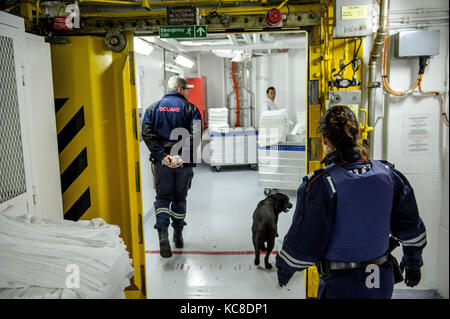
<box><xmin>326</xmin><ymin>176</ymin><xmax>336</xmax><ymax>194</ymax></box>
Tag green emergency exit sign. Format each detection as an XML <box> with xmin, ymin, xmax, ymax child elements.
<box><xmin>159</xmin><ymin>25</ymin><xmax>207</xmax><ymax>38</ymax></box>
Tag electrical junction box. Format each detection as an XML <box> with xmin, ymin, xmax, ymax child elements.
<box><xmin>327</xmin><ymin>90</ymin><xmax>361</xmax><ymax>121</ymax></box>
<box><xmin>394</xmin><ymin>30</ymin><xmax>440</xmax><ymax>57</ymax></box>
<box><xmin>333</xmin><ymin>0</ymin><xmax>374</xmax><ymax>38</ymax></box>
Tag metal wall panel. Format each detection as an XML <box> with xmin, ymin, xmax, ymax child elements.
<box><xmin>0</xmin><ymin>35</ymin><xmax>26</xmax><ymax>204</ymax></box>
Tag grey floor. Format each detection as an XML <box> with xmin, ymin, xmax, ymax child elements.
<box><xmin>143</xmin><ymin>164</ymin><xmax>442</xmax><ymax>299</ymax></box>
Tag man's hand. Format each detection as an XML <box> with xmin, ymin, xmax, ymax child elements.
<box><xmin>162</xmin><ymin>155</ymin><xmax>183</xmax><ymax>168</ymax></box>
<box><xmin>277</xmin><ymin>266</ymin><xmax>295</xmax><ymax>287</ymax></box>
<box><xmin>400</xmin><ymin>261</ymin><xmax>421</xmax><ymax>287</ymax></box>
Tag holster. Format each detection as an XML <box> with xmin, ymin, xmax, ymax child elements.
<box><xmin>316</xmin><ymin>259</ymin><xmax>331</xmax><ymax>280</ymax></box>
<box><xmin>388</xmin><ymin>237</ymin><xmax>404</xmax><ymax>284</ymax></box>
<box><xmin>388</xmin><ymin>254</ymin><xmax>404</xmax><ymax>284</ymax></box>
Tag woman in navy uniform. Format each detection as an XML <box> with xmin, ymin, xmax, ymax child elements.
<box><xmin>276</xmin><ymin>105</ymin><xmax>426</xmax><ymax>299</ymax></box>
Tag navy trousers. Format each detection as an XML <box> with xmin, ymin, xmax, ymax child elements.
<box><xmin>318</xmin><ymin>262</ymin><xmax>394</xmax><ymax>299</ymax></box>
<box><xmin>153</xmin><ymin>163</ymin><xmax>194</xmax><ymax>232</ymax></box>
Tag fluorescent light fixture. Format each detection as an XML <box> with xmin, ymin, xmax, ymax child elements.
<box><xmin>134</xmin><ymin>38</ymin><xmax>153</xmax><ymax>56</ymax></box>
<box><xmin>175</xmin><ymin>55</ymin><xmax>194</xmax><ymax>69</ymax></box>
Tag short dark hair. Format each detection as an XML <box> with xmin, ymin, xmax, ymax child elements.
<box><xmin>266</xmin><ymin>87</ymin><xmax>275</xmax><ymax>94</ymax></box>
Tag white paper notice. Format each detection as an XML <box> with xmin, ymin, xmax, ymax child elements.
<box><xmin>403</xmin><ymin>113</ymin><xmax>434</xmax><ymax>156</ymax></box>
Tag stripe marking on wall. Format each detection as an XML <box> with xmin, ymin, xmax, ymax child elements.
<box><xmin>64</xmin><ymin>188</ymin><xmax>91</xmax><ymax>221</ymax></box>
<box><xmin>60</xmin><ymin>147</ymin><xmax>88</xmax><ymax>193</ymax></box>
<box><xmin>54</xmin><ymin>98</ymin><xmax>69</xmax><ymax>113</ymax></box>
<box><xmin>57</xmin><ymin>106</ymin><xmax>85</xmax><ymax>153</ymax></box>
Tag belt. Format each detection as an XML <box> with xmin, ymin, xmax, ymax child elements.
<box><xmin>329</xmin><ymin>254</ymin><xmax>390</xmax><ymax>270</ymax></box>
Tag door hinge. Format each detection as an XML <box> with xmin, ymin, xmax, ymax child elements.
<box><xmin>129</xmin><ymin>51</ymin><xmax>135</xmax><ymax>86</ymax></box>
<box><xmin>132</xmin><ymin>108</ymin><xmax>138</xmax><ymax>141</ymax></box>
<box><xmin>135</xmin><ymin>161</ymin><xmax>141</xmax><ymax>193</ymax></box>
<box><xmin>21</xmin><ymin>65</ymin><xmax>26</xmax><ymax>86</ymax></box>
<box><xmin>32</xmin><ymin>186</ymin><xmax>37</xmax><ymax>206</ymax></box>
<box><xmin>138</xmin><ymin>213</ymin><xmax>143</xmax><ymax>244</ymax></box>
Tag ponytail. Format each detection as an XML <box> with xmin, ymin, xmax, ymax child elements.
<box><xmin>319</xmin><ymin>105</ymin><xmax>368</xmax><ymax>159</ymax></box>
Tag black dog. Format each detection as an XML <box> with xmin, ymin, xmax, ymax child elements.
<box><xmin>252</xmin><ymin>193</ymin><xmax>293</xmax><ymax>269</ymax></box>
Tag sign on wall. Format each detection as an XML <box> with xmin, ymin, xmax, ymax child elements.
<box><xmin>166</xmin><ymin>6</ymin><xmax>197</xmax><ymax>25</ymax></box>
<box><xmin>159</xmin><ymin>25</ymin><xmax>207</xmax><ymax>38</ymax></box>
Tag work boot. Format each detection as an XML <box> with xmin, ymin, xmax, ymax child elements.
<box><xmin>173</xmin><ymin>231</ymin><xmax>184</xmax><ymax>249</ymax></box>
<box><xmin>158</xmin><ymin>229</ymin><xmax>172</xmax><ymax>258</ymax></box>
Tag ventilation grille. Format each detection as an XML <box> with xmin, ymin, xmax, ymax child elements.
<box><xmin>0</xmin><ymin>35</ymin><xmax>26</xmax><ymax>203</ymax></box>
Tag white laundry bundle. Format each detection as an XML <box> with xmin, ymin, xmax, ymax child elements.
<box><xmin>0</xmin><ymin>210</ymin><xmax>135</xmax><ymax>299</ymax></box>
<box><xmin>208</xmin><ymin>107</ymin><xmax>230</xmax><ymax>132</ymax></box>
<box><xmin>258</xmin><ymin>109</ymin><xmax>289</xmax><ymax>147</ymax></box>
<box><xmin>288</xmin><ymin>111</ymin><xmax>307</xmax><ymax>144</ymax></box>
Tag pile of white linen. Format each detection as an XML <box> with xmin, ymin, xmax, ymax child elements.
<box><xmin>0</xmin><ymin>210</ymin><xmax>135</xmax><ymax>299</ymax></box>
<box><xmin>258</xmin><ymin>109</ymin><xmax>289</xmax><ymax>147</ymax></box>
<box><xmin>288</xmin><ymin>111</ymin><xmax>307</xmax><ymax>144</ymax></box>
<box><xmin>208</xmin><ymin>107</ymin><xmax>229</xmax><ymax>132</ymax></box>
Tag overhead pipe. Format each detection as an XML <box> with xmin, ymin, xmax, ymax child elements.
<box><xmin>367</xmin><ymin>0</ymin><xmax>389</xmax><ymax>158</ymax></box>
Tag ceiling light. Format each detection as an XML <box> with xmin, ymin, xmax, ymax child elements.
<box><xmin>134</xmin><ymin>38</ymin><xmax>153</xmax><ymax>56</ymax></box>
<box><xmin>175</xmin><ymin>55</ymin><xmax>194</xmax><ymax>68</ymax></box>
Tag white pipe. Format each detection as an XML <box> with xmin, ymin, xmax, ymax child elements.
<box><xmin>164</xmin><ymin>38</ymin><xmax>187</xmax><ymax>52</ymax></box>
<box><xmin>252</xmin><ymin>33</ymin><xmax>261</xmax><ymax>44</ymax></box>
<box><xmin>227</xmin><ymin>34</ymin><xmax>239</xmax><ymax>46</ymax></box>
<box><xmin>242</xmin><ymin>33</ymin><xmax>252</xmax><ymax>44</ymax></box>
<box><xmin>389</xmin><ymin>16</ymin><xmax>449</xmax><ymax>23</ymax></box>
<box><xmin>262</xmin><ymin>33</ymin><xmax>275</xmax><ymax>42</ymax></box>
<box><xmin>390</xmin><ymin>8</ymin><xmax>448</xmax><ymax>15</ymax></box>
<box><xmin>389</xmin><ymin>22</ymin><xmax>449</xmax><ymax>30</ymax></box>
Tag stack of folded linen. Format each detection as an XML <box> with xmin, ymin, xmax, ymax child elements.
<box><xmin>0</xmin><ymin>210</ymin><xmax>135</xmax><ymax>299</ymax></box>
<box><xmin>258</xmin><ymin>109</ymin><xmax>289</xmax><ymax>147</ymax></box>
<box><xmin>208</xmin><ymin>107</ymin><xmax>229</xmax><ymax>132</ymax></box>
<box><xmin>289</xmin><ymin>111</ymin><xmax>306</xmax><ymax>144</ymax></box>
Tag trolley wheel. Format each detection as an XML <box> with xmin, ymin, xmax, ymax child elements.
<box><xmin>213</xmin><ymin>166</ymin><xmax>221</xmax><ymax>172</ymax></box>
<box><xmin>250</xmin><ymin>164</ymin><xmax>258</xmax><ymax>170</ymax></box>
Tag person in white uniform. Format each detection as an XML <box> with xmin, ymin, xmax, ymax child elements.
<box><xmin>264</xmin><ymin>86</ymin><xmax>278</xmax><ymax>111</ymax></box>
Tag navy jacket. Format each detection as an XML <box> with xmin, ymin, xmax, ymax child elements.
<box><xmin>276</xmin><ymin>149</ymin><xmax>427</xmax><ymax>272</ymax></box>
<box><xmin>141</xmin><ymin>92</ymin><xmax>202</xmax><ymax>167</ymax></box>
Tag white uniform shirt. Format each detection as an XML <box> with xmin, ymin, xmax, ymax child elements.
<box><xmin>264</xmin><ymin>98</ymin><xmax>278</xmax><ymax>111</ymax></box>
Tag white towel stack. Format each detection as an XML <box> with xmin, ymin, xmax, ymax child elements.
<box><xmin>0</xmin><ymin>210</ymin><xmax>135</xmax><ymax>299</ymax></box>
<box><xmin>208</xmin><ymin>107</ymin><xmax>229</xmax><ymax>132</ymax></box>
<box><xmin>288</xmin><ymin>111</ymin><xmax>307</xmax><ymax>144</ymax></box>
<box><xmin>258</xmin><ymin>109</ymin><xmax>289</xmax><ymax>147</ymax></box>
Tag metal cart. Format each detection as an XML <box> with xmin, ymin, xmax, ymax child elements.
<box><xmin>257</xmin><ymin>142</ymin><xmax>306</xmax><ymax>195</ymax></box>
<box><xmin>206</xmin><ymin>129</ymin><xmax>258</xmax><ymax>172</ymax></box>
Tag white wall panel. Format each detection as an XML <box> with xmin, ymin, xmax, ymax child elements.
<box><xmin>24</xmin><ymin>33</ymin><xmax>63</xmax><ymax>220</ymax></box>
<box><xmin>135</xmin><ymin>47</ymin><xmax>165</xmax><ymax>217</ymax></box>
<box><xmin>198</xmin><ymin>53</ymin><xmax>225</xmax><ymax>108</ymax></box>
<box><xmin>376</xmin><ymin>0</ymin><xmax>449</xmax><ymax>297</ymax></box>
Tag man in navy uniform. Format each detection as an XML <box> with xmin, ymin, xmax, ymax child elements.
<box><xmin>275</xmin><ymin>105</ymin><xmax>426</xmax><ymax>298</ymax></box>
<box><xmin>142</xmin><ymin>76</ymin><xmax>202</xmax><ymax>258</ymax></box>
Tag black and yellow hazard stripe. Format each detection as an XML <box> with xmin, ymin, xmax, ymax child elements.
<box><xmin>55</xmin><ymin>98</ymin><xmax>91</xmax><ymax>221</ymax></box>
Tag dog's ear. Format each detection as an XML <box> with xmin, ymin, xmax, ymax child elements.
<box><xmin>268</xmin><ymin>194</ymin><xmax>283</xmax><ymax>213</ymax></box>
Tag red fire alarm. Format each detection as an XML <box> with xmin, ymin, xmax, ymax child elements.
<box><xmin>266</xmin><ymin>8</ymin><xmax>283</xmax><ymax>26</ymax></box>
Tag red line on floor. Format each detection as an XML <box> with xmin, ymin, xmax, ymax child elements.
<box><xmin>145</xmin><ymin>250</ymin><xmax>279</xmax><ymax>255</ymax></box>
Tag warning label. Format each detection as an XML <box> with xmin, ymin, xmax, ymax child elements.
<box><xmin>403</xmin><ymin>113</ymin><xmax>433</xmax><ymax>156</ymax></box>
<box><xmin>342</xmin><ymin>5</ymin><xmax>367</xmax><ymax>20</ymax></box>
